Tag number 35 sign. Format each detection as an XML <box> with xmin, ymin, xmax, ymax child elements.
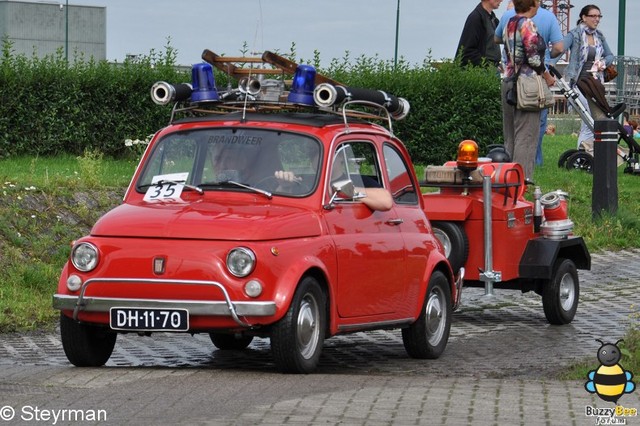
<box><xmin>143</xmin><ymin>172</ymin><xmax>190</xmax><ymax>202</ymax></box>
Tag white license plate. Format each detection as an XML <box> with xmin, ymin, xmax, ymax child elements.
<box><xmin>110</xmin><ymin>308</ymin><xmax>189</xmax><ymax>331</ymax></box>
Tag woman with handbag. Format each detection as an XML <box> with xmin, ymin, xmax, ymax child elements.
<box><xmin>562</xmin><ymin>4</ymin><xmax>615</xmax><ymax>149</ymax></box>
<box><xmin>501</xmin><ymin>0</ymin><xmax>555</xmax><ymax>180</ymax></box>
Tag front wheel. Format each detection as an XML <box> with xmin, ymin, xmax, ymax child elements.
<box><xmin>566</xmin><ymin>151</ymin><xmax>594</xmax><ymax>173</ymax></box>
<box><xmin>402</xmin><ymin>271</ymin><xmax>452</xmax><ymax>359</ymax></box>
<box><xmin>60</xmin><ymin>314</ymin><xmax>116</xmax><ymax>367</ymax></box>
<box><xmin>271</xmin><ymin>276</ymin><xmax>326</xmax><ymax>373</ymax></box>
<box><xmin>542</xmin><ymin>258</ymin><xmax>579</xmax><ymax>325</ymax></box>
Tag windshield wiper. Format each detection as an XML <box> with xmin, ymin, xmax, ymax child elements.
<box><xmin>138</xmin><ymin>180</ymin><xmax>204</xmax><ymax>194</ymax></box>
<box><xmin>199</xmin><ymin>180</ymin><xmax>272</xmax><ymax>199</ymax></box>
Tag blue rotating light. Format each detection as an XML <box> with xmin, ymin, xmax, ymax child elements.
<box><xmin>191</xmin><ymin>63</ymin><xmax>219</xmax><ymax>102</ymax></box>
<box><xmin>287</xmin><ymin>64</ymin><xmax>316</xmax><ymax>106</ymax></box>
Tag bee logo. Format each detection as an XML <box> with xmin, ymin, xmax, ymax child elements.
<box><xmin>585</xmin><ymin>339</ymin><xmax>636</xmax><ymax>404</ymax></box>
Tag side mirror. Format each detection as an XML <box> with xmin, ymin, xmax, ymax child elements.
<box><xmin>325</xmin><ymin>179</ymin><xmax>366</xmax><ymax>209</ymax></box>
<box><xmin>331</xmin><ymin>179</ymin><xmax>355</xmax><ymax>198</ymax></box>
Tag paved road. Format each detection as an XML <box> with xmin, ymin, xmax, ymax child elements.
<box><xmin>1</xmin><ymin>250</ymin><xmax>639</xmax><ymax>425</ymax></box>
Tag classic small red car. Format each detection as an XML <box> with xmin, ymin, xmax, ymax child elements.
<box><xmin>53</xmin><ymin>54</ymin><xmax>458</xmax><ymax>373</ymax></box>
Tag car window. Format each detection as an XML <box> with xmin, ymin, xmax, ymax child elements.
<box><xmin>137</xmin><ymin>129</ymin><xmax>320</xmax><ymax>196</ymax></box>
<box><xmin>383</xmin><ymin>144</ymin><xmax>418</xmax><ymax>204</ymax></box>
<box><xmin>329</xmin><ymin>142</ymin><xmax>383</xmax><ymax>198</ymax></box>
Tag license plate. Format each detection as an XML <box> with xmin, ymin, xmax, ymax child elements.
<box><xmin>110</xmin><ymin>308</ymin><xmax>189</xmax><ymax>331</ymax></box>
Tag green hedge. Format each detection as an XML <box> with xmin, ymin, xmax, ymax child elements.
<box><xmin>0</xmin><ymin>39</ymin><xmax>503</xmax><ymax>164</ymax></box>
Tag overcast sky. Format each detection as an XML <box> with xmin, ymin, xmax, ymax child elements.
<box><xmin>69</xmin><ymin>0</ymin><xmax>639</xmax><ymax>66</ymax></box>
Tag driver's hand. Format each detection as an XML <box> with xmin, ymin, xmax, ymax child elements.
<box><xmin>274</xmin><ymin>170</ymin><xmax>301</xmax><ymax>182</ymax></box>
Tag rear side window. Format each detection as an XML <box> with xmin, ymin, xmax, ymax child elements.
<box><xmin>383</xmin><ymin>144</ymin><xmax>418</xmax><ymax>204</ymax></box>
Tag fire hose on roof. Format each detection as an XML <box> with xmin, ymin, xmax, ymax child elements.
<box><xmin>313</xmin><ymin>83</ymin><xmax>410</xmax><ymax>120</ymax></box>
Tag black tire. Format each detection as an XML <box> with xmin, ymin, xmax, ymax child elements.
<box><xmin>402</xmin><ymin>271</ymin><xmax>452</xmax><ymax>359</ymax></box>
<box><xmin>209</xmin><ymin>333</ymin><xmax>253</xmax><ymax>350</ymax></box>
<box><xmin>565</xmin><ymin>151</ymin><xmax>593</xmax><ymax>173</ymax></box>
<box><xmin>271</xmin><ymin>276</ymin><xmax>326</xmax><ymax>373</ymax></box>
<box><xmin>59</xmin><ymin>313</ymin><xmax>116</xmax><ymax>367</ymax></box>
<box><xmin>431</xmin><ymin>221</ymin><xmax>469</xmax><ymax>272</ymax></box>
<box><xmin>558</xmin><ymin>149</ymin><xmax>579</xmax><ymax>168</ymax></box>
<box><xmin>542</xmin><ymin>258</ymin><xmax>579</xmax><ymax>325</ymax></box>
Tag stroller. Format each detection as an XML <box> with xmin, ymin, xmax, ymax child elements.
<box><xmin>550</xmin><ymin>66</ymin><xmax>640</xmax><ymax>174</ymax></box>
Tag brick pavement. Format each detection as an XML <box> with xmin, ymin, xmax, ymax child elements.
<box><xmin>0</xmin><ymin>249</ymin><xmax>639</xmax><ymax>425</ymax></box>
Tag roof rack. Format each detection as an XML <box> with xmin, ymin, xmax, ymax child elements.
<box><xmin>151</xmin><ymin>49</ymin><xmax>410</xmax><ymax>133</ymax></box>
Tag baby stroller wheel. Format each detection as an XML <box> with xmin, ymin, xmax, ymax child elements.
<box><xmin>565</xmin><ymin>151</ymin><xmax>593</xmax><ymax>173</ymax></box>
<box><xmin>558</xmin><ymin>149</ymin><xmax>579</xmax><ymax>168</ymax></box>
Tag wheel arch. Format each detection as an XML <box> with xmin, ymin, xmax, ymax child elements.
<box><xmin>270</xmin><ymin>254</ymin><xmax>334</xmax><ymax>324</ymax></box>
<box><xmin>519</xmin><ymin>236</ymin><xmax>591</xmax><ymax>280</ymax></box>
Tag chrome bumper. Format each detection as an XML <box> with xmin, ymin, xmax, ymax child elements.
<box><xmin>52</xmin><ymin>277</ymin><xmax>277</xmax><ymax>328</ymax></box>
<box><xmin>452</xmin><ymin>267</ymin><xmax>465</xmax><ymax>311</ymax></box>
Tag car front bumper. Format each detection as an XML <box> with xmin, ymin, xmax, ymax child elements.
<box><xmin>53</xmin><ymin>277</ymin><xmax>277</xmax><ymax>328</ymax></box>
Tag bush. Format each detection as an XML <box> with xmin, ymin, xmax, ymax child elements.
<box><xmin>0</xmin><ymin>38</ymin><xmax>503</xmax><ymax>164</ymax></box>
<box><xmin>0</xmin><ymin>37</ymin><xmax>189</xmax><ymax>158</ymax></box>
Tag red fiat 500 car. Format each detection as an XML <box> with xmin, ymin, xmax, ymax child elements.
<box><xmin>53</xmin><ymin>62</ymin><xmax>457</xmax><ymax>373</ymax></box>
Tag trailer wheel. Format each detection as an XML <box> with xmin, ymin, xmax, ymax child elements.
<box><xmin>402</xmin><ymin>271</ymin><xmax>451</xmax><ymax>359</ymax></box>
<box><xmin>209</xmin><ymin>333</ymin><xmax>254</xmax><ymax>350</ymax></box>
<box><xmin>565</xmin><ymin>151</ymin><xmax>593</xmax><ymax>173</ymax></box>
<box><xmin>542</xmin><ymin>258</ymin><xmax>579</xmax><ymax>325</ymax></box>
<box><xmin>431</xmin><ymin>221</ymin><xmax>468</xmax><ymax>272</ymax></box>
<box><xmin>271</xmin><ymin>276</ymin><xmax>326</xmax><ymax>373</ymax></box>
<box><xmin>558</xmin><ymin>149</ymin><xmax>579</xmax><ymax>168</ymax></box>
<box><xmin>60</xmin><ymin>313</ymin><xmax>116</xmax><ymax>367</ymax></box>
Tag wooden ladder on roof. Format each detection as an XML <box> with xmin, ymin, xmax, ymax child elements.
<box><xmin>201</xmin><ymin>49</ymin><xmax>342</xmax><ymax>86</ymax></box>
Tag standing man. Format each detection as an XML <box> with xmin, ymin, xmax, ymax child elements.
<box><xmin>456</xmin><ymin>0</ymin><xmax>503</xmax><ymax>67</ymax></box>
<box><xmin>495</xmin><ymin>1</ymin><xmax>563</xmax><ymax>167</ymax></box>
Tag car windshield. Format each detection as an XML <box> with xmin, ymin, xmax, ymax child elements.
<box><xmin>137</xmin><ymin>128</ymin><xmax>321</xmax><ymax>197</ymax></box>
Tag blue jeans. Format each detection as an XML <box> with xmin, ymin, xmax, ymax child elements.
<box><xmin>536</xmin><ymin>108</ymin><xmax>548</xmax><ymax>166</ymax></box>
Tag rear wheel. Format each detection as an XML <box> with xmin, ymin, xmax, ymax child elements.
<box><xmin>431</xmin><ymin>221</ymin><xmax>468</xmax><ymax>272</ymax></box>
<box><xmin>60</xmin><ymin>313</ymin><xmax>116</xmax><ymax>367</ymax></box>
<box><xmin>558</xmin><ymin>149</ymin><xmax>579</xmax><ymax>168</ymax></box>
<box><xmin>542</xmin><ymin>258</ymin><xmax>579</xmax><ymax>325</ymax></box>
<box><xmin>566</xmin><ymin>151</ymin><xmax>593</xmax><ymax>173</ymax></box>
<box><xmin>271</xmin><ymin>276</ymin><xmax>326</xmax><ymax>373</ymax></box>
<box><xmin>402</xmin><ymin>271</ymin><xmax>452</xmax><ymax>359</ymax></box>
<box><xmin>209</xmin><ymin>333</ymin><xmax>253</xmax><ymax>350</ymax></box>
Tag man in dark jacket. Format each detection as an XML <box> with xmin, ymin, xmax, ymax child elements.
<box><xmin>456</xmin><ymin>0</ymin><xmax>503</xmax><ymax>67</ymax></box>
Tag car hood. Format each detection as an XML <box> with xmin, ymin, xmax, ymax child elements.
<box><xmin>91</xmin><ymin>200</ymin><xmax>322</xmax><ymax>240</ymax></box>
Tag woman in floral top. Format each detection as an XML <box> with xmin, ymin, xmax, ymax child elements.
<box><xmin>501</xmin><ymin>0</ymin><xmax>555</xmax><ymax>180</ymax></box>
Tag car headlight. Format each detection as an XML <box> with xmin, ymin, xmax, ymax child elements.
<box><xmin>226</xmin><ymin>247</ymin><xmax>256</xmax><ymax>277</ymax></box>
<box><xmin>71</xmin><ymin>242</ymin><xmax>99</xmax><ymax>272</ymax></box>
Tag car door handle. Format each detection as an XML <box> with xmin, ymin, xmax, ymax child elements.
<box><xmin>386</xmin><ymin>218</ymin><xmax>404</xmax><ymax>225</ymax></box>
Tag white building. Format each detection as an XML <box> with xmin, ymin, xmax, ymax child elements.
<box><xmin>0</xmin><ymin>0</ymin><xmax>105</xmax><ymax>61</ymax></box>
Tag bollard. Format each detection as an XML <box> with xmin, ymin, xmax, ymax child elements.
<box><xmin>592</xmin><ymin>119</ymin><xmax>618</xmax><ymax>218</ymax></box>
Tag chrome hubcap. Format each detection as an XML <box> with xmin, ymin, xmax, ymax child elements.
<box><xmin>433</xmin><ymin>228</ymin><xmax>452</xmax><ymax>258</ymax></box>
<box><xmin>559</xmin><ymin>273</ymin><xmax>576</xmax><ymax>311</ymax></box>
<box><xmin>297</xmin><ymin>294</ymin><xmax>319</xmax><ymax>359</ymax></box>
<box><xmin>425</xmin><ymin>287</ymin><xmax>446</xmax><ymax>346</ymax></box>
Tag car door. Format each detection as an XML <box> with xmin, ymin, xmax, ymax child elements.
<box><xmin>323</xmin><ymin>139</ymin><xmax>406</xmax><ymax>318</ymax></box>
<box><xmin>383</xmin><ymin>142</ymin><xmax>437</xmax><ymax>307</ymax></box>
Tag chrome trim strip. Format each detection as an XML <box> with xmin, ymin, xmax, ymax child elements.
<box><xmin>337</xmin><ymin>318</ymin><xmax>413</xmax><ymax>333</ymax></box>
<box><xmin>56</xmin><ymin>277</ymin><xmax>276</xmax><ymax>327</ymax></box>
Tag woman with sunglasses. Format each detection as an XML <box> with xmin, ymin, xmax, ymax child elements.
<box><xmin>562</xmin><ymin>4</ymin><xmax>614</xmax><ymax>149</ymax></box>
